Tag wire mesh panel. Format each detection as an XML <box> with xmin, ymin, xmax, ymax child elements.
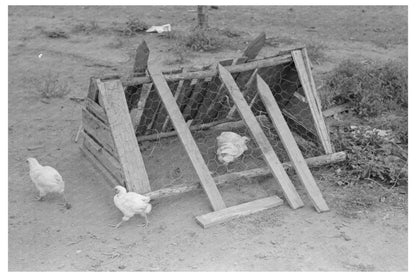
<box><xmin>121</xmin><ymin>54</ymin><xmax>327</xmax><ymax>190</ymax></box>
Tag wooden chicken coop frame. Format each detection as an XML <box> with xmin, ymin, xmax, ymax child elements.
<box><xmin>80</xmin><ymin>33</ymin><xmax>346</xmax><ymax>228</ymax></box>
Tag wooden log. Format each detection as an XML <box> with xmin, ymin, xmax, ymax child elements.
<box><xmin>133</xmin><ymin>40</ymin><xmax>150</xmax><ymax>75</ymax></box>
<box><xmin>256</xmin><ymin>75</ymin><xmax>329</xmax><ymax>212</ymax></box>
<box><xmin>148</xmin><ymin>66</ymin><xmax>226</xmax><ymax>211</ymax></box>
<box><xmin>292</xmin><ymin>50</ymin><xmax>333</xmax><ymax>154</ymax></box>
<box><xmin>218</xmin><ymin>64</ymin><xmax>304</xmax><ymax>209</ymax></box>
<box><xmin>145</xmin><ymin>151</ymin><xmax>346</xmax><ymax>200</ymax></box>
<box><xmin>125</xmin><ymin>54</ymin><xmax>293</xmax><ymax>86</ymax></box>
<box><xmin>97</xmin><ymin>78</ymin><xmax>151</xmax><ymax>194</ymax></box>
<box><xmin>195</xmin><ymin>196</ymin><xmax>283</xmax><ymax>228</ymax></box>
<box><xmin>82</xmin><ymin>108</ymin><xmax>117</xmax><ymax>156</ymax></box>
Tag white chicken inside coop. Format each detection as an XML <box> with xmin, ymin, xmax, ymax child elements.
<box><xmin>216</xmin><ymin>131</ymin><xmax>250</xmax><ymax>165</ymax></box>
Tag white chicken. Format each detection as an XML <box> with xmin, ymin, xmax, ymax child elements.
<box><xmin>112</xmin><ymin>185</ymin><xmax>152</xmax><ymax>228</ymax></box>
<box><xmin>216</xmin><ymin>132</ymin><xmax>250</xmax><ymax>165</ymax></box>
<box><xmin>26</xmin><ymin>157</ymin><xmax>71</xmax><ymax>209</ymax></box>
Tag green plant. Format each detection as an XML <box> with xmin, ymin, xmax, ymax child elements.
<box><xmin>34</xmin><ymin>71</ymin><xmax>71</xmax><ymax>99</ymax></box>
<box><xmin>122</xmin><ymin>18</ymin><xmax>149</xmax><ymax>36</ymax></box>
<box><xmin>332</xmin><ymin>125</ymin><xmax>407</xmax><ymax>187</ymax></box>
<box><xmin>324</xmin><ymin>60</ymin><xmax>408</xmax><ymax>117</ymax></box>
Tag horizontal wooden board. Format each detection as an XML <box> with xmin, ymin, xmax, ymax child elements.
<box><xmin>195</xmin><ymin>196</ymin><xmax>284</xmax><ymax>228</ymax></box>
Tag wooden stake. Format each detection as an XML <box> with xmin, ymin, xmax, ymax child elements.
<box><xmin>218</xmin><ymin>64</ymin><xmax>304</xmax><ymax>210</ymax></box>
<box><xmin>97</xmin><ymin>78</ymin><xmax>151</xmax><ymax>194</ymax></box>
<box><xmin>256</xmin><ymin>75</ymin><xmax>329</xmax><ymax>212</ymax></box>
<box><xmin>148</xmin><ymin>66</ymin><xmax>226</xmax><ymax>211</ymax></box>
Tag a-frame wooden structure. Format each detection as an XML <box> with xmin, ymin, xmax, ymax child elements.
<box><xmin>80</xmin><ymin>34</ymin><xmax>344</xmax><ymax>228</ymax></box>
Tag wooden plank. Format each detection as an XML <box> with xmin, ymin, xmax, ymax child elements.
<box><xmin>126</xmin><ymin>54</ymin><xmax>293</xmax><ymax>86</ymax></box>
<box><xmin>218</xmin><ymin>64</ymin><xmax>304</xmax><ymax>210</ymax></box>
<box><xmin>146</xmin><ymin>151</ymin><xmax>347</xmax><ymax>200</ymax></box>
<box><xmin>162</xmin><ymin>79</ymin><xmax>185</xmax><ymax>132</ymax></box>
<box><xmin>182</xmin><ymin>78</ymin><xmax>210</xmax><ymax>122</ymax></box>
<box><xmin>133</xmin><ymin>40</ymin><xmax>150</xmax><ymax>75</ymax></box>
<box><xmin>195</xmin><ymin>196</ymin><xmax>283</xmax><ymax>228</ymax></box>
<box><xmin>130</xmin><ymin>83</ymin><xmax>152</xmax><ymax>131</ymax></box>
<box><xmin>85</xmin><ymin>98</ymin><xmax>108</xmax><ymax>124</ymax></box>
<box><xmin>97</xmin><ymin>78</ymin><xmax>151</xmax><ymax>194</ymax></box>
<box><xmin>301</xmin><ymin>48</ymin><xmax>322</xmax><ymax>109</ymax></box>
<box><xmin>125</xmin><ymin>47</ymin><xmax>306</xmax><ymax>86</ymax></box>
<box><xmin>135</xmin><ymin>83</ymin><xmax>156</xmax><ymax>135</ymax></box>
<box><xmin>292</xmin><ymin>50</ymin><xmax>333</xmax><ymax>154</ymax></box>
<box><xmin>204</xmin><ymin>57</ymin><xmax>248</xmax><ymax>121</ymax></box>
<box><xmin>148</xmin><ymin>66</ymin><xmax>226</xmax><ymax>211</ymax></box>
<box><xmin>82</xmin><ymin>108</ymin><xmax>117</xmax><ymax>156</ymax></box>
<box><xmin>80</xmin><ymin>145</ymin><xmax>121</xmax><ymax>188</ymax></box>
<box><xmin>82</xmin><ymin>133</ymin><xmax>124</xmax><ymax>185</ymax></box>
<box><xmin>180</xmin><ymin>78</ymin><xmax>199</xmax><ymax>121</ymax></box>
<box><xmin>87</xmin><ymin>78</ymin><xmax>99</xmax><ymax>102</ymax></box>
<box><xmin>257</xmin><ymin>75</ymin><xmax>329</xmax><ymax>212</ymax></box>
<box><xmin>243</xmin><ymin>32</ymin><xmax>266</xmax><ymax>59</ymax></box>
<box><xmin>226</xmin><ymin>68</ymin><xmax>259</xmax><ymax>119</ymax></box>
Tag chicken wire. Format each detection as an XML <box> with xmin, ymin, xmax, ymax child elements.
<box><xmin>123</xmin><ymin>60</ymin><xmax>327</xmax><ymax>190</ymax></box>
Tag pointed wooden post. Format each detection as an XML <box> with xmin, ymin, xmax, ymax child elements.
<box><xmin>148</xmin><ymin>66</ymin><xmax>226</xmax><ymax>211</ymax></box>
<box><xmin>292</xmin><ymin>50</ymin><xmax>333</xmax><ymax>154</ymax></box>
<box><xmin>256</xmin><ymin>75</ymin><xmax>329</xmax><ymax>212</ymax></box>
<box><xmin>133</xmin><ymin>40</ymin><xmax>150</xmax><ymax>75</ymax></box>
<box><xmin>218</xmin><ymin>64</ymin><xmax>304</xmax><ymax>210</ymax></box>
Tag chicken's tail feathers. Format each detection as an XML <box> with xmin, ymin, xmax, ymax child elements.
<box><xmin>145</xmin><ymin>203</ymin><xmax>152</xmax><ymax>214</ymax></box>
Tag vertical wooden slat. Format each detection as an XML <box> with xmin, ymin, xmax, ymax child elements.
<box><xmin>148</xmin><ymin>66</ymin><xmax>226</xmax><ymax>211</ymax></box>
<box><xmin>291</xmin><ymin>50</ymin><xmax>333</xmax><ymax>154</ymax></box>
<box><xmin>133</xmin><ymin>40</ymin><xmax>150</xmax><ymax>75</ymax></box>
<box><xmin>256</xmin><ymin>75</ymin><xmax>329</xmax><ymax>212</ymax></box>
<box><xmin>97</xmin><ymin>78</ymin><xmax>151</xmax><ymax>194</ymax></box>
<box><xmin>131</xmin><ymin>83</ymin><xmax>153</xmax><ymax>132</ymax></box>
<box><xmin>218</xmin><ymin>64</ymin><xmax>304</xmax><ymax>209</ymax></box>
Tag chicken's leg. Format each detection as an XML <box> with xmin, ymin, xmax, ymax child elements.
<box><xmin>58</xmin><ymin>193</ymin><xmax>72</xmax><ymax>209</ymax></box>
<box><xmin>138</xmin><ymin>214</ymin><xmax>149</xmax><ymax>228</ymax></box>
<box><xmin>35</xmin><ymin>192</ymin><xmax>46</xmax><ymax>201</ymax></box>
<box><xmin>110</xmin><ymin>216</ymin><xmax>129</xmax><ymax>228</ymax></box>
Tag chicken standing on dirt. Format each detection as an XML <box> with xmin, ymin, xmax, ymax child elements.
<box><xmin>26</xmin><ymin>157</ymin><xmax>71</xmax><ymax>209</ymax></box>
<box><xmin>112</xmin><ymin>185</ymin><xmax>152</xmax><ymax>228</ymax></box>
<box><xmin>216</xmin><ymin>131</ymin><xmax>250</xmax><ymax>165</ymax></box>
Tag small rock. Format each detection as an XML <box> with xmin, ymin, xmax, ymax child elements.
<box><xmin>76</xmin><ymin>250</ymin><xmax>82</xmax><ymax>254</ymax></box>
<box><xmin>270</xmin><ymin>240</ymin><xmax>277</xmax><ymax>245</ymax></box>
<box><xmin>118</xmin><ymin>265</ymin><xmax>126</xmax><ymax>270</ymax></box>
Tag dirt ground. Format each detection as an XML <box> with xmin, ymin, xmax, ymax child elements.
<box><xmin>8</xmin><ymin>6</ymin><xmax>408</xmax><ymax>271</ymax></box>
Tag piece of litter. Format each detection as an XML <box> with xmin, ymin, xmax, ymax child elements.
<box><xmin>76</xmin><ymin>250</ymin><xmax>82</xmax><ymax>254</ymax></box>
<box><xmin>38</xmin><ymin>53</ymin><xmax>43</xmax><ymax>59</ymax></box>
<box><xmin>146</xmin><ymin>24</ymin><xmax>171</xmax><ymax>33</ymax></box>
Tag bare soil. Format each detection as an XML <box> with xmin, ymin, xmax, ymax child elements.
<box><xmin>8</xmin><ymin>6</ymin><xmax>407</xmax><ymax>271</ymax></box>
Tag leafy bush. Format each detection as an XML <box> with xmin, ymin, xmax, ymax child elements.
<box><xmin>34</xmin><ymin>71</ymin><xmax>71</xmax><ymax>99</ymax></box>
<box><xmin>332</xmin><ymin>125</ymin><xmax>407</xmax><ymax>186</ymax></box>
<box><xmin>324</xmin><ymin>60</ymin><xmax>408</xmax><ymax>117</ymax></box>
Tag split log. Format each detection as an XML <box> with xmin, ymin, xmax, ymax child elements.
<box><xmin>145</xmin><ymin>151</ymin><xmax>347</xmax><ymax>200</ymax></box>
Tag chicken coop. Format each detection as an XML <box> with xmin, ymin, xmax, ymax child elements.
<box><xmin>79</xmin><ymin>33</ymin><xmax>346</xmax><ymax>227</ymax></box>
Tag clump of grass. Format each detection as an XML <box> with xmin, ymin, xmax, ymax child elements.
<box><xmin>42</xmin><ymin>29</ymin><xmax>69</xmax><ymax>39</ymax></box>
<box><xmin>34</xmin><ymin>71</ymin><xmax>71</xmax><ymax>99</ymax></box>
<box><xmin>324</xmin><ymin>60</ymin><xmax>408</xmax><ymax>117</ymax></box>
<box><xmin>120</xmin><ymin>18</ymin><xmax>149</xmax><ymax>36</ymax></box>
<box><xmin>72</xmin><ymin>21</ymin><xmax>103</xmax><ymax>34</ymax></box>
